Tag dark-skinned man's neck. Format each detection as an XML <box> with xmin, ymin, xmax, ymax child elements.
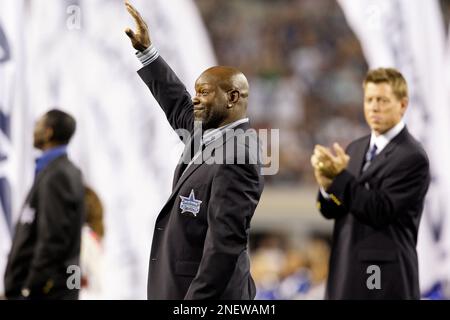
<box><xmin>39</xmin><ymin>142</ymin><xmax>63</xmax><ymax>152</ymax></box>
<box><xmin>218</xmin><ymin>114</ymin><xmax>247</xmax><ymax>128</ymax></box>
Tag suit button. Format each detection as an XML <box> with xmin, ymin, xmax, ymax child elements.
<box><xmin>156</xmin><ymin>227</ymin><xmax>164</xmax><ymax>231</ymax></box>
<box><xmin>151</xmin><ymin>258</ymin><xmax>157</xmax><ymax>261</ymax></box>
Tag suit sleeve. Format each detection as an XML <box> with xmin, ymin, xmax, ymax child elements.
<box><xmin>325</xmin><ymin>152</ymin><xmax>430</xmax><ymax>228</ymax></box>
<box><xmin>24</xmin><ymin>171</ymin><xmax>82</xmax><ymax>293</ymax></box>
<box><xmin>184</xmin><ymin>164</ymin><xmax>262</xmax><ymax>300</ymax></box>
<box><xmin>316</xmin><ymin>190</ymin><xmax>347</xmax><ymax>220</ymax></box>
<box><xmin>137</xmin><ymin>56</ymin><xmax>194</xmax><ymax>133</ymax></box>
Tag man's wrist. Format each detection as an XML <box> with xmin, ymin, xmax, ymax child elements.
<box><xmin>21</xmin><ymin>288</ymin><xmax>30</xmax><ymax>298</ymax></box>
<box><xmin>319</xmin><ymin>187</ymin><xmax>331</xmax><ymax>199</ymax></box>
<box><xmin>136</xmin><ymin>44</ymin><xmax>159</xmax><ymax>66</ymax></box>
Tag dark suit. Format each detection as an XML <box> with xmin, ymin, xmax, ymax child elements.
<box><xmin>4</xmin><ymin>155</ymin><xmax>84</xmax><ymax>299</ymax></box>
<box><xmin>138</xmin><ymin>56</ymin><xmax>264</xmax><ymax>300</ymax></box>
<box><xmin>318</xmin><ymin>127</ymin><xmax>430</xmax><ymax>299</ymax></box>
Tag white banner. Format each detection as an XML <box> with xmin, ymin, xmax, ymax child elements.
<box><xmin>338</xmin><ymin>0</ymin><xmax>450</xmax><ymax>296</ymax></box>
<box><xmin>24</xmin><ymin>0</ymin><xmax>215</xmax><ymax>299</ymax></box>
<box><xmin>0</xmin><ymin>0</ymin><xmax>32</xmax><ymax>297</ymax></box>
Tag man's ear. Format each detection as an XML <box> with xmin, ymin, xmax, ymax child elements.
<box><xmin>44</xmin><ymin>127</ymin><xmax>53</xmax><ymax>142</ymax></box>
<box><xmin>228</xmin><ymin>90</ymin><xmax>240</xmax><ymax>104</ymax></box>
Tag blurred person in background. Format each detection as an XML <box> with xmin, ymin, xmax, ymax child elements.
<box><xmin>125</xmin><ymin>1</ymin><xmax>264</xmax><ymax>300</ymax></box>
<box><xmin>80</xmin><ymin>186</ymin><xmax>105</xmax><ymax>300</ymax></box>
<box><xmin>311</xmin><ymin>68</ymin><xmax>430</xmax><ymax>299</ymax></box>
<box><xmin>4</xmin><ymin>109</ymin><xmax>85</xmax><ymax>300</ymax></box>
<box><xmin>298</xmin><ymin>233</ymin><xmax>330</xmax><ymax>299</ymax></box>
<box><xmin>251</xmin><ymin>231</ymin><xmax>330</xmax><ymax>300</ymax></box>
<box><xmin>251</xmin><ymin>233</ymin><xmax>289</xmax><ymax>300</ymax></box>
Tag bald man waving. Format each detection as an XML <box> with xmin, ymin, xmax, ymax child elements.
<box><xmin>125</xmin><ymin>1</ymin><xmax>264</xmax><ymax>300</ymax></box>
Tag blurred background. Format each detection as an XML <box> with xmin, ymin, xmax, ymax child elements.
<box><xmin>1</xmin><ymin>0</ymin><xmax>450</xmax><ymax>299</ymax></box>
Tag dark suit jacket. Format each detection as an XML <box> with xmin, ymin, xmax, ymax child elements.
<box><xmin>317</xmin><ymin>127</ymin><xmax>430</xmax><ymax>299</ymax></box>
<box><xmin>138</xmin><ymin>56</ymin><xmax>264</xmax><ymax>300</ymax></box>
<box><xmin>4</xmin><ymin>155</ymin><xmax>84</xmax><ymax>299</ymax></box>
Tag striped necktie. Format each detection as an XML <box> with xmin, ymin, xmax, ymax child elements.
<box><xmin>362</xmin><ymin>144</ymin><xmax>378</xmax><ymax>172</ymax></box>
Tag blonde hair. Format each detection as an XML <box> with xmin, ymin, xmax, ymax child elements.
<box><xmin>363</xmin><ymin>68</ymin><xmax>408</xmax><ymax>100</ymax></box>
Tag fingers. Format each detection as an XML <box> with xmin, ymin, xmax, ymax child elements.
<box><xmin>333</xmin><ymin>143</ymin><xmax>350</xmax><ymax>162</ymax></box>
<box><xmin>311</xmin><ymin>154</ymin><xmax>329</xmax><ymax>176</ymax></box>
<box><xmin>333</xmin><ymin>143</ymin><xmax>345</xmax><ymax>158</ymax></box>
<box><xmin>313</xmin><ymin>145</ymin><xmax>334</xmax><ymax>173</ymax></box>
<box><xmin>311</xmin><ymin>153</ymin><xmax>322</xmax><ymax>167</ymax></box>
<box><xmin>125</xmin><ymin>28</ymin><xmax>135</xmax><ymax>40</ymax></box>
<box><xmin>311</xmin><ymin>155</ymin><xmax>323</xmax><ymax>177</ymax></box>
<box><xmin>311</xmin><ymin>154</ymin><xmax>321</xmax><ymax>169</ymax></box>
<box><xmin>315</xmin><ymin>145</ymin><xmax>336</xmax><ymax>162</ymax></box>
<box><xmin>125</xmin><ymin>1</ymin><xmax>146</xmax><ymax>30</ymax></box>
<box><xmin>125</xmin><ymin>0</ymin><xmax>139</xmax><ymax>18</ymax></box>
<box><xmin>313</xmin><ymin>145</ymin><xmax>326</xmax><ymax>159</ymax></box>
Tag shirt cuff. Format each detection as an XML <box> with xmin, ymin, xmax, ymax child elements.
<box><xmin>319</xmin><ymin>187</ymin><xmax>331</xmax><ymax>200</ymax></box>
<box><xmin>136</xmin><ymin>44</ymin><xmax>159</xmax><ymax>66</ymax></box>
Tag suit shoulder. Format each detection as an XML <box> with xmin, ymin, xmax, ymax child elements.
<box><xmin>347</xmin><ymin>134</ymin><xmax>370</xmax><ymax>151</ymax></box>
<box><xmin>44</xmin><ymin>157</ymin><xmax>83</xmax><ymax>185</ymax></box>
<box><xmin>55</xmin><ymin>157</ymin><xmax>81</xmax><ymax>173</ymax></box>
<box><xmin>400</xmin><ymin>131</ymin><xmax>429</xmax><ymax>164</ymax></box>
<box><xmin>225</xmin><ymin>128</ymin><xmax>261</xmax><ymax>167</ymax></box>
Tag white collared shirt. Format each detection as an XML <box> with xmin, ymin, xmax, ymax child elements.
<box><xmin>368</xmin><ymin>120</ymin><xmax>405</xmax><ymax>155</ymax></box>
<box><xmin>202</xmin><ymin>118</ymin><xmax>250</xmax><ymax>147</ymax></box>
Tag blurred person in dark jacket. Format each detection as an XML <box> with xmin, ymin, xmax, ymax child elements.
<box><xmin>4</xmin><ymin>109</ymin><xmax>84</xmax><ymax>300</ymax></box>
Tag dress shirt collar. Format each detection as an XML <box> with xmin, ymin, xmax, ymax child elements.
<box><xmin>369</xmin><ymin>120</ymin><xmax>405</xmax><ymax>154</ymax></box>
<box><xmin>202</xmin><ymin>118</ymin><xmax>250</xmax><ymax>147</ymax></box>
<box><xmin>35</xmin><ymin>145</ymin><xmax>68</xmax><ymax>176</ymax></box>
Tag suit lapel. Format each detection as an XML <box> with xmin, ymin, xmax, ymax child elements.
<box><xmin>359</xmin><ymin>127</ymin><xmax>408</xmax><ymax>180</ymax></box>
<box><xmin>348</xmin><ymin>136</ymin><xmax>370</xmax><ymax>177</ymax></box>
<box><xmin>171</xmin><ymin>126</ymin><xmax>202</xmax><ymax>188</ymax></box>
<box><xmin>172</xmin><ymin>164</ymin><xmax>183</xmax><ymax>190</ymax></box>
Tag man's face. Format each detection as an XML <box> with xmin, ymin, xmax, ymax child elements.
<box><xmin>193</xmin><ymin>72</ymin><xmax>229</xmax><ymax>130</ymax></box>
<box><xmin>363</xmin><ymin>82</ymin><xmax>407</xmax><ymax>136</ymax></box>
<box><xmin>33</xmin><ymin>116</ymin><xmax>50</xmax><ymax>149</ymax></box>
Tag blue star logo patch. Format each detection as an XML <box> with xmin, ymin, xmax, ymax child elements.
<box><xmin>179</xmin><ymin>189</ymin><xmax>202</xmax><ymax>217</ymax></box>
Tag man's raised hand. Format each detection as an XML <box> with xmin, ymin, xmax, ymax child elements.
<box><xmin>125</xmin><ymin>1</ymin><xmax>151</xmax><ymax>51</ymax></box>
